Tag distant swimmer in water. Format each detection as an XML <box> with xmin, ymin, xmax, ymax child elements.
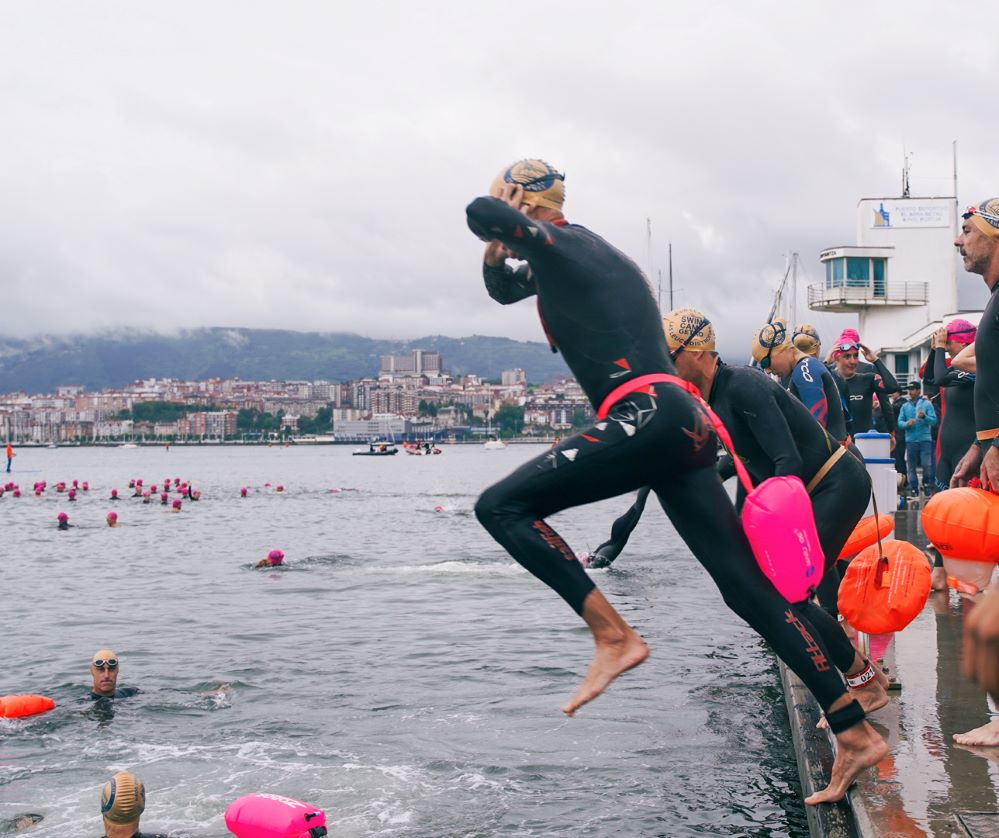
<box><xmin>57</xmin><ymin>512</ymin><xmax>70</xmax><ymax>530</ymax></box>
<box><xmin>171</xmin><ymin>499</ymin><xmax>182</xmax><ymax>512</ymax></box>
<box><xmin>106</xmin><ymin>511</ymin><xmax>118</xmax><ymax>528</ymax></box>
<box><xmin>466</xmin><ymin>163</ymin><xmax>884</xmax><ymax>803</ymax></box>
<box><xmin>89</xmin><ymin>649</ymin><xmax>140</xmax><ymax>700</ymax></box>
<box><xmin>100</xmin><ymin>770</ymin><xmax>167</xmax><ymax>838</ymax></box>
<box><xmin>255</xmin><ymin>549</ymin><xmax>284</xmax><ymax>568</ymax></box>
<box><xmin>0</xmin><ymin>813</ymin><xmax>43</xmax><ymax>833</ymax></box>
<box><xmin>109</xmin><ymin>488</ymin><xmax>119</xmax><ymax>501</ymax></box>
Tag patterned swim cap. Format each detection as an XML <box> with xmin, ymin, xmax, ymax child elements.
<box><xmin>964</xmin><ymin>198</ymin><xmax>999</xmax><ymax>240</ymax></box>
<box><xmin>662</xmin><ymin>308</ymin><xmax>715</xmax><ymax>352</ymax></box>
<box><xmin>101</xmin><ymin>771</ymin><xmax>145</xmax><ymax>824</ymax></box>
<box><xmin>490</xmin><ymin>159</ymin><xmax>566</xmax><ymax>210</ymax></box>
<box><xmin>792</xmin><ymin>323</ymin><xmax>821</xmax><ymax>356</ymax></box>
<box><xmin>751</xmin><ymin>318</ymin><xmax>791</xmax><ymax>364</ymax></box>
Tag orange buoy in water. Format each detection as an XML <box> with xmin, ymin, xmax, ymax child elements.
<box><xmin>838</xmin><ymin>539</ymin><xmax>931</xmax><ymax>634</ymax></box>
<box><xmin>838</xmin><ymin>514</ymin><xmax>895</xmax><ymax>560</ymax></box>
<box><xmin>921</xmin><ymin>487</ymin><xmax>999</xmax><ymax>592</ymax></box>
<box><xmin>0</xmin><ymin>694</ymin><xmax>55</xmax><ymax>718</ymax></box>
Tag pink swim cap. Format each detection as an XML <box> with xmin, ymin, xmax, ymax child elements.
<box><xmin>434</xmin><ymin>505</ymin><xmax>443</xmax><ymax>512</ymax></box>
<box><xmin>12</xmin><ymin>489</ymin><xmax>20</xmax><ymax>497</ymax></box>
<box><xmin>276</xmin><ymin>485</ymin><xmax>284</xmax><ymax>492</ymax></box>
<box><xmin>57</xmin><ymin>512</ymin><xmax>68</xmax><ymax>522</ymax></box>
<box><xmin>947</xmin><ymin>318</ymin><xmax>977</xmax><ymax>345</ymax></box>
<box><xmin>268</xmin><ymin>549</ymin><xmax>284</xmax><ymax>564</ymax></box>
<box><xmin>111</xmin><ymin>488</ymin><xmax>118</xmax><ymax>497</ymax></box>
<box><xmin>172</xmin><ymin>499</ymin><xmax>182</xmax><ymax>509</ymax></box>
<box><xmin>107</xmin><ymin>511</ymin><xmax>118</xmax><ymax>521</ymax></box>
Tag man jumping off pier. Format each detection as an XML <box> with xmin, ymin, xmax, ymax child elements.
<box><xmin>466</xmin><ymin>159</ymin><xmax>887</xmax><ymax>804</ymax></box>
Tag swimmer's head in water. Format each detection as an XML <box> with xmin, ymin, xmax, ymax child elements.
<box><xmin>751</xmin><ymin>318</ymin><xmax>791</xmax><ymax>370</ymax></box>
<box><xmin>662</xmin><ymin>308</ymin><xmax>715</xmax><ymax>356</ymax></box>
<box><xmin>267</xmin><ymin>549</ymin><xmax>284</xmax><ymax>565</ymax></box>
<box><xmin>792</xmin><ymin>323</ymin><xmax>821</xmax><ymax>357</ymax></box>
<box><xmin>106</xmin><ymin>511</ymin><xmax>118</xmax><ymax>526</ymax></box>
<box><xmin>490</xmin><ymin>159</ymin><xmax>566</xmax><ymax>210</ymax></box>
<box><xmin>57</xmin><ymin>512</ymin><xmax>68</xmax><ymax>523</ymax></box>
<box><xmin>964</xmin><ymin>198</ymin><xmax>999</xmax><ymax>240</ymax></box>
<box><xmin>101</xmin><ymin>771</ymin><xmax>145</xmax><ymax>825</ymax></box>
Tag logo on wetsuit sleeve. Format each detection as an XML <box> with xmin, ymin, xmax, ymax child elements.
<box><xmin>784</xmin><ymin>609</ymin><xmax>830</xmax><ymax>671</ymax></box>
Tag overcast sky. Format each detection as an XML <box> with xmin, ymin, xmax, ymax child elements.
<box><xmin>2</xmin><ymin>1</ymin><xmax>996</xmax><ymax>359</ymax></box>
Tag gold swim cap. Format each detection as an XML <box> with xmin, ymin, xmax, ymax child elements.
<box><xmin>964</xmin><ymin>198</ymin><xmax>999</xmax><ymax>240</ymax></box>
<box><xmin>489</xmin><ymin>159</ymin><xmax>565</xmax><ymax>210</ymax></box>
<box><xmin>662</xmin><ymin>308</ymin><xmax>715</xmax><ymax>352</ymax></box>
<box><xmin>101</xmin><ymin>771</ymin><xmax>145</xmax><ymax>824</ymax></box>
<box><xmin>751</xmin><ymin>318</ymin><xmax>791</xmax><ymax>364</ymax></box>
<box><xmin>792</xmin><ymin>323</ymin><xmax>820</xmax><ymax>357</ymax></box>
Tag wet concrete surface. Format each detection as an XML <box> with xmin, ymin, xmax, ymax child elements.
<box><xmin>784</xmin><ymin>510</ymin><xmax>999</xmax><ymax>837</ymax></box>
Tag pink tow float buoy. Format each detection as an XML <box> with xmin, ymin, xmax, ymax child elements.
<box><xmin>264</xmin><ymin>482</ymin><xmax>271</xmax><ymax>487</ymax></box>
<box><xmin>224</xmin><ymin>793</ymin><xmax>327</xmax><ymax>838</ymax></box>
<box><xmin>742</xmin><ymin>475</ymin><xmax>823</xmax><ymax>604</ymax></box>
<box><xmin>434</xmin><ymin>505</ymin><xmax>443</xmax><ymax>512</ymax></box>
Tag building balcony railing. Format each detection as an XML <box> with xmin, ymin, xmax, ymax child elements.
<box><xmin>807</xmin><ymin>280</ymin><xmax>928</xmax><ymax>312</ymax></box>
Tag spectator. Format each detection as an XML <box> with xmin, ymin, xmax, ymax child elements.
<box><xmin>898</xmin><ymin>381</ymin><xmax>937</xmax><ymax>497</ymax></box>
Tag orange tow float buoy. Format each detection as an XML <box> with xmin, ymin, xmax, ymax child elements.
<box><xmin>921</xmin><ymin>487</ymin><xmax>999</xmax><ymax>593</ymax></box>
<box><xmin>837</xmin><ymin>539</ymin><xmax>931</xmax><ymax>634</ymax></box>
<box><xmin>0</xmin><ymin>694</ymin><xmax>55</xmax><ymax>718</ymax></box>
<box><xmin>838</xmin><ymin>514</ymin><xmax>895</xmax><ymax>560</ymax></box>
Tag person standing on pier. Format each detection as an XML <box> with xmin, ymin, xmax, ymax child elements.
<box><xmin>949</xmin><ymin>198</ymin><xmax>999</xmax><ymax>745</ymax></box>
<box><xmin>5</xmin><ymin>442</ymin><xmax>13</xmax><ymax>473</ymax></box>
<box><xmin>467</xmin><ymin>159</ymin><xmax>887</xmax><ymax>804</ymax></box>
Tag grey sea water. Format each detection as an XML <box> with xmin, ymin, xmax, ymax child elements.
<box><xmin>0</xmin><ymin>444</ymin><xmax>806</xmax><ymax>837</ymax></box>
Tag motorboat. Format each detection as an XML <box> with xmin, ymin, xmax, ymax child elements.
<box><xmin>353</xmin><ymin>441</ymin><xmax>398</xmax><ymax>456</ymax></box>
<box><xmin>483</xmin><ymin>437</ymin><xmax>507</xmax><ymax>451</ymax></box>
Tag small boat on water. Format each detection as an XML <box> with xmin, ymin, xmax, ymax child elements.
<box><xmin>483</xmin><ymin>437</ymin><xmax>507</xmax><ymax>451</ymax></box>
<box><xmin>353</xmin><ymin>441</ymin><xmax>398</xmax><ymax>456</ymax></box>
<box><xmin>119</xmin><ymin>443</ymin><xmax>138</xmax><ymax>449</ymax></box>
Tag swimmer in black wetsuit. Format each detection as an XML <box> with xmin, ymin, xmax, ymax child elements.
<box><xmin>925</xmin><ymin>320</ymin><xmax>978</xmax><ymax>492</ymax></box>
<box><xmin>831</xmin><ymin>341</ymin><xmax>899</xmax><ymax>435</ymax></box>
<box><xmin>467</xmin><ymin>160</ymin><xmax>886</xmax><ymax>803</ymax></box>
<box><xmin>592</xmin><ymin>312</ymin><xmax>886</xmax><ymax>710</ymax></box>
<box><xmin>89</xmin><ymin>649</ymin><xmax>140</xmax><ymax>700</ymax></box>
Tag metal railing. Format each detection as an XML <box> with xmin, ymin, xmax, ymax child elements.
<box><xmin>807</xmin><ymin>280</ymin><xmax>928</xmax><ymax>309</ymax></box>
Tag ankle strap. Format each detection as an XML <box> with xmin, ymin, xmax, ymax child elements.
<box><xmin>826</xmin><ymin>699</ymin><xmax>865</xmax><ymax>734</ymax></box>
<box><xmin>846</xmin><ymin>663</ymin><xmax>877</xmax><ymax>690</ymax></box>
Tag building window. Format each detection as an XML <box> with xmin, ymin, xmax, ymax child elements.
<box><xmin>872</xmin><ymin>259</ymin><xmax>886</xmax><ymax>296</ymax></box>
<box><xmin>825</xmin><ymin>258</ymin><xmax>846</xmax><ymax>289</ymax></box>
<box><xmin>846</xmin><ymin>257</ymin><xmax>869</xmax><ymax>288</ymax></box>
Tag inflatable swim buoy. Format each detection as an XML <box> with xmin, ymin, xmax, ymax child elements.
<box><xmin>742</xmin><ymin>475</ymin><xmax>823</xmax><ymax>603</ymax></box>
<box><xmin>922</xmin><ymin>487</ymin><xmax>999</xmax><ymax>592</ymax></box>
<box><xmin>224</xmin><ymin>793</ymin><xmax>327</xmax><ymax>838</ymax></box>
<box><xmin>838</xmin><ymin>514</ymin><xmax>895</xmax><ymax>560</ymax></box>
<box><xmin>0</xmin><ymin>695</ymin><xmax>55</xmax><ymax>718</ymax></box>
<box><xmin>838</xmin><ymin>539</ymin><xmax>931</xmax><ymax>634</ymax></box>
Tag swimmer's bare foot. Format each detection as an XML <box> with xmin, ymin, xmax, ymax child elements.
<box><xmin>805</xmin><ymin>720</ymin><xmax>887</xmax><ymax>805</ymax></box>
<box><xmin>562</xmin><ymin>588</ymin><xmax>649</xmax><ymax>716</ymax></box>
<box><xmin>817</xmin><ymin>681</ymin><xmax>888</xmax><ymax>729</ymax></box>
<box><xmin>953</xmin><ymin>719</ymin><xmax>999</xmax><ymax>746</ymax></box>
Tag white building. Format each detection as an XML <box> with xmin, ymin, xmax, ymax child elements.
<box><xmin>808</xmin><ymin>194</ymin><xmax>987</xmax><ymax>386</ymax></box>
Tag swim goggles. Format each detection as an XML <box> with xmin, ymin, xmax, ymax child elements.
<box><xmin>838</xmin><ymin>342</ymin><xmax>861</xmax><ymax>351</ymax></box>
<box><xmin>963</xmin><ymin>205</ymin><xmax>999</xmax><ymax>224</ymax></box>
<box><xmin>93</xmin><ymin>659</ymin><xmax>118</xmax><ymax>670</ymax></box>
<box><xmin>756</xmin><ymin>321</ymin><xmax>787</xmax><ymax>370</ymax></box>
<box><xmin>669</xmin><ymin>318</ymin><xmax>711</xmax><ymax>361</ymax></box>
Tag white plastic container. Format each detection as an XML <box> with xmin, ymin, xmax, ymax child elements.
<box><xmin>854</xmin><ymin>431</ymin><xmax>891</xmax><ymax>461</ymax></box>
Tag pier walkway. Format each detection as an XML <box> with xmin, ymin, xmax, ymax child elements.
<box><xmin>783</xmin><ymin>509</ymin><xmax>999</xmax><ymax>838</ymax></box>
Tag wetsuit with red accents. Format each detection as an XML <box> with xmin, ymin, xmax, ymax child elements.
<box><xmin>924</xmin><ymin>348</ymin><xmax>976</xmax><ymax>487</ymax></box>
<box><xmin>467</xmin><ymin>196</ymin><xmax>855</xmax><ymax>713</ymax></box>
<box><xmin>788</xmin><ymin>356</ymin><xmax>848</xmax><ymax>442</ymax></box>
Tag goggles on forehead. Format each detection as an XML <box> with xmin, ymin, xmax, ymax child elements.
<box><xmin>92</xmin><ymin>658</ymin><xmax>118</xmax><ymax>670</ymax></box>
<box><xmin>838</xmin><ymin>342</ymin><xmax>861</xmax><ymax>352</ymax></box>
<box><xmin>669</xmin><ymin>317</ymin><xmax>711</xmax><ymax>361</ymax></box>
<box><xmin>963</xmin><ymin>205</ymin><xmax>999</xmax><ymax>224</ymax></box>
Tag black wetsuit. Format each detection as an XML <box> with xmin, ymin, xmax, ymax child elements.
<box><xmin>924</xmin><ymin>348</ymin><xmax>976</xmax><ymax>488</ymax></box>
<box><xmin>90</xmin><ymin>687</ymin><xmax>140</xmax><ymax>700</ymax></box>
<box><xmin>838</xmin><ymin>359</ymin><xmax>899</xmax><ymax>434</ymax></box>
<box><xmin>591</xmin><ymin>364</ymin><xmax>869</xmax><ymax>675</ymax></box>
<box><xmin>976</xmin><ymin>284</ymin><xmax>999</xmax><ymax>452</ymax></box>
<box><xmin>468</xmin><ymin>196</ymin><xmax>854</xmax><ymax>712</ymax></box>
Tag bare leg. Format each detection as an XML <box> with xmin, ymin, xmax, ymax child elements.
<box><xmin>562</xmin><ymin>588</ymin><xmax>649</xmax><ymax>716</ymax></box>
<box><xmin>817</xmin><ymin>653</ymin><xmax>889</xmax><ymax>728</ymax></box>
<box><xmin>805</xmin><ymin>695</ymin><xmax>888</xmax><ymax>805</ymax></box>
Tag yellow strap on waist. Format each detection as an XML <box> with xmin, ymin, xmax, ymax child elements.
<box><xmin>806</xmin><ymin>445</ymin><xmax>847</xmax><ymax>494</ymax></box>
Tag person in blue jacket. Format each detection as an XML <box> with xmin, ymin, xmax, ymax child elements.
<box><xmin>898</xmin><ymin>380</ymin><xmax>938</xmax><ymax>496</ymax></box>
